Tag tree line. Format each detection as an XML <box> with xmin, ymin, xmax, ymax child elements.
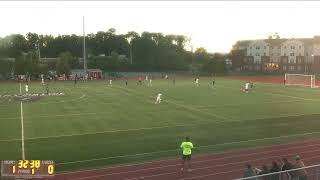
<box><xmin>0</xmin><ymin>28</ymin><xmax>227</xmax><ymax>79</ymax></box>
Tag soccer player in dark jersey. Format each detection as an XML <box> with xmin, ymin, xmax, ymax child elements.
<box><xmin>125</xmin><ymin>78</ymin><xmax>128</xmax><ymax>86</ymax></box>
<box><xmin>46</xmin><ymin>83</ymin><xmax>49</xmax><ymax>95</ymax></box>
<box><xmin>138</xmin><ymin>76</ymin><xmax>142</xmax><ymax>85</ymax></box>
<box><xmin>74</xmin><ymin>74</ymin><xmax>78</xmax><ymax>86</ymax></box>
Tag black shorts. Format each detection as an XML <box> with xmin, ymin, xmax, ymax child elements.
<box><xmin>182</xmin><ymin>154</ymin><xmax>191</xmax><ymax>161</ymax></box>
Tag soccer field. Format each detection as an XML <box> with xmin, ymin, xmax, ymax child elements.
<box><xmin>1</xmin><ymin>78</ymin><xmax>320</xmax><ymax>172</ymax></box>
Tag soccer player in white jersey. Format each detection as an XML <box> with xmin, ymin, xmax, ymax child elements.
<box><xmin>244</xmin><ymin>82</ymin><xmax>250</xmax><ymax>93</ymax></box>
<box><xmin>155</xmin><ymin>93</ymin><xmax>162</xmax><ymax>104</ymax></box>
<box><xmin>109</xmin><ymin>79</ymin><xmax>112</xmax><ymax>87</ymax></box>
<box><xmin>195</xmin><ymin>78</ymin><xmax>199</xmax><ymax>87</ymax></box>
<box><xmin>25</xmin><ymin>84</ymin><xmax>29</xmax><ymax>94</ymax></box>
<box><xmin>149</xmin><ymin>78</ymin><xmax>152</xmax><ymax>87</ymax></box>
<box><xmin>41</xmin><ymin>74</ymin><xmax>44</xmax><ymax>85</ymax></box>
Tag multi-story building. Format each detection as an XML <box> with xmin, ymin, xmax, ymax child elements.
<box><xmin>280</xmin><ymin>39</ymin><xmax>304</xmax><ymax>72</ymax></box>
<box><xmin>266</xmin><ymin>39</ymin><xmax>284</xmax><ymax>64</ymax></box>
<box><xmin>231</xmin><ymin>36</ymin><xmax>320</xmax><ymax>73</ymax></box>
<box><xmin>243</xmin><ymin>40</ymin><xmax>270</xmax><ymax>71</ymax></box>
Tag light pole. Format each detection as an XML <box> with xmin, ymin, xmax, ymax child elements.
<box><xmin>38</xmin><ymin>42</ymin><xmax>41</xmax><ymax>61</ymax></box>
<box><xmin>129</xmin><ymin>39</ymin><xmax>133</xmax><ymax>64</ymax></box>
<box><xmin>190</xmin><ymin>45</ymin><xmax>194</xmax><ymax>74</ymax></box>
<box><xmin>83</xmin><ymin>16</ymin><xmax>87</xmax><ymax>72</ymax></box>
<box><xmin>310</xmin><ymin>54</ymin><xmax>314</xmax><ymax>74</ymax></box>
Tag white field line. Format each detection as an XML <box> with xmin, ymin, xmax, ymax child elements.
<box><xmin>0</xmin><ymin>98</ymin><xmax>307</xmax><ymax>121</ymax></box>
<box><xmin>114</xmin><ymin>85</ymin><xmax>233</xmax><ymax>122</ymax></box>
<box><xmin>55</xmin><ymin>131</ymin><xmax>320</xmax><ymax>166</ymax></box>
<box><xmin>196</xmin><ymin>99</ymin><xmax>303</xmax><ymax>109</ymax></box>
<box><xmin>23</xmin><ymin>121</ymin><xmax>215</xmax><ymax>141</ymax></box>
<box><xmin>219</xmin><ymin>84</ymin><xmax>319</xmax><ymax>102</ymax></box>
<box><xmin>266</xmin><ymin>91</ymin><xmax>319</xmax><ymax>101</ymax></box>
<box><xmin>19</xmin><ymin>83</ymin><xmax>25</xmax><ymax>160</ymax></box>
<box><xmin>67</xmin><ymin>146</ymin><xmax>320</xmax><ymax>180</ymax></box>
<box><xmin>0</xmin><ymin>92</ymin><xmax>86</xmax><ymax>108</ymax></box>
<box><xmin>1</xmin><ymin>111</ymin><xmax>319</xmax><ymax>143</ymax></box>
<box><xmin>165</xmin><ymin>99</ymin><xmax>233</xmax><ymax>121</ymax></box>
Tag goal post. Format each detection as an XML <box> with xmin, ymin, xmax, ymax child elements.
<box><xmin>285</xmin><ymin>73</ymin><xmax>318</xmax><ymax>88</ymax></box>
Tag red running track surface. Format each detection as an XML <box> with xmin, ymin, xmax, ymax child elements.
<box><xmin>52</xmin><ymin>139</ymin><xmax>320</xmax><ymax>180</ymax></box>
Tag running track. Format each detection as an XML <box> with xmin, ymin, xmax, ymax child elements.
<box><xmin>53</xmin><ymin>139</ymin><xmax>320</xmax><ymax>180</ymax></box>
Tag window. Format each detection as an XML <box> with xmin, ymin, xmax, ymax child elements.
<box><xmin>289</xmin><ymin>66</ymin><xmax>295</xmax><ymax>71</ymax></box>
<box><xmin>297</xmin><ymin>66</ymin><xmax>302</xmax><ymax>71</ymax></box>
<box><xmin>283</xmin><ymin>66</ymin><xmax>287</xmax><ymax>70</ymax></box>
<box><xmin>290</xmin><ymin>53</ymin><xmax>295</xmax><ymax>56</ymax></box>
<box><xmin>283</xmin><ymin>59</ymin><xmax>288</xmax><ymax>63</ymax></box>
<box><xmin>256</xmin><ymin>46</ymin><xmax>260</xmax><ymax>50</ymax></box>
<box><xmin>289</xmin><ymin>58</ymin><xmax>295</xmax><ymax>64</ymax></box>
<box><xmin>291</xmin><ymin>46</ymin><xmax>295</xmax><ymax>50</ymax></box>
<box><xmin>249</xmin><ymin>53</ymin><xmax>252</xmax><ymax>56</ymax></box>
<box><xmin>284</xmin><ymin>46</ymin><xmax>287</xmax><ymax>49</ymax></box>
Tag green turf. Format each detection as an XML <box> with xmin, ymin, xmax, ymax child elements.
<box><xmin>1</xmin><ymin>78</ymin><xmax>320</xmax><ymax>172</ymax></box>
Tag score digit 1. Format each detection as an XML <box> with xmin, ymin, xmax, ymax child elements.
<box><xmin>12</xmin><ymin>165</ymin><xmax>16</xmax><ymax>174</ymax></box>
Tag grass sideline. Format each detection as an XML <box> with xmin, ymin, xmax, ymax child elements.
<box><xmin>1</xmin><ymin>78</ymin><xmax>320</xmax><ymax>172</ymax></box>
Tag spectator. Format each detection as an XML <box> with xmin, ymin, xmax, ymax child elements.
<box><xmin>256</xmin><ymin>164</ymin><xmax>271</xmax><ymax>180</ymax></box>
<box><xmin>243</xmin><ymin>164</ymin><xmax>257</xmax><ymax>180</ymax></box>
<box><xmin>270</xmin><ymin>161</ymin><xmax>281</xmax><ymax>180</ymax></box>
<box><xmin>281</xmin><ymin>158</ymin><xmax>298</xmax><ymax>180</ymax></box>
<box><xmin>295</xmin><ymin>155</ymin><xmax>307</xmax><ymax>180</ymax></box>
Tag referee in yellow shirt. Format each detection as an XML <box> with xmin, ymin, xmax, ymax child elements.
<box><xmin>180</xmin><ymin>136</ymin><xmax>194</xmax><ymax>172</ymax></box>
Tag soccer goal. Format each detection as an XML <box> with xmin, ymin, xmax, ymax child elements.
<box><xmin>285</xmin><ymin>73</ymin><xmax>318</xmax><ymax>88</ymax></box>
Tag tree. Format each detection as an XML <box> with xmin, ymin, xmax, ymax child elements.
<box><xmin>26</xmin><ymin>32</ymin><xmax>39</xmax><ymax>50</ymax></box>
<box><xmin>56</xmin><ymin>52</ymin><xmax>72</xmax><ymax>75</ymax></box>
<box><xmin>273</xmin><ymin>32</ymin><xmax>280</xmax><ymax>39</ymax></box>
<box><xmin>201</xmin><ymin>53</ymin><xmax>226</xmax><ymax>75</ymax></box>
<box><xmin>0</xmin><ymin>59</ymin><xmax>14</xmax><ymax>79</ymax></box>
<box><xmin>0</xmin><ymin>29</ymin><xmax>199</xmax><ymax>73</ymax></box>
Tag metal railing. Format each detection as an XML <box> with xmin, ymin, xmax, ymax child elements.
<box><xmin>234</xmin><ymin>163</ymin><xmax>320</xmax><ymax>180</ymax></box>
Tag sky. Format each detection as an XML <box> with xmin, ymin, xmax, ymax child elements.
<box><xmin>1</xmin><ymin>1</ymin><xmax>320</xmax><ymax>53</ymax></box>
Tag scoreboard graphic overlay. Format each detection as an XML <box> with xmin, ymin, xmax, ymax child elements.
<box><xmin>1</xmin><ymin>160</ymin><xmax>54</xmax><ymax>178</ymax></box>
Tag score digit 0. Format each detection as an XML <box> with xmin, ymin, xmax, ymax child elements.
<box><xmin>48</xmin><ymin>165</ymin><xmax>54</xmax><ymax>175</ymax></box>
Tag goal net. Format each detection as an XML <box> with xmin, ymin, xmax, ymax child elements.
<box><xmin>285</xmin><ymin>73</ymin><xmax>317</xmax><ymax>88</ymax></box>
